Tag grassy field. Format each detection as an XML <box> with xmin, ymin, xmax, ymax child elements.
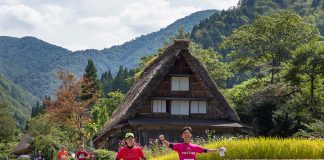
<box><xmin>146</xmin><ymin>137</ymin><xmax>324</xmax><ymax>160</ymax></box>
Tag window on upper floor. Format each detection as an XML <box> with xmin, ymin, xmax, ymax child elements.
<box><xmin>171</xmin><ymin>77</ymin><xmax>189</xmax><ymax>91</ymax></box>
<box><xmin>152</xmin><ymin>100</ymin><xmax>166</xmax><ymax>113</ymax></box>
<box><xmin>190</xmin><ymin>101</ymin><xmax>207</xmax><ymax>114</ymax></box>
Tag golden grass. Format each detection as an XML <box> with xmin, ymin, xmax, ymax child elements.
<box><xmin>148</xmin><ymin>137</ymin><xmax>324</xmax><ymax>160</ymax></box>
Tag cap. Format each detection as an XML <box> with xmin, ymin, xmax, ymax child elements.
<box><xmin>125</xmin><ymin>133</ymin><xmax>134</xmax><ymax>139</ymax></box>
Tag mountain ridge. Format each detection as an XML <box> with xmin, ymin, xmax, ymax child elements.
<box><xmin>0</xmin><ymin>10</ymin><xmax>218</xmax><ymax>98</ymax></box>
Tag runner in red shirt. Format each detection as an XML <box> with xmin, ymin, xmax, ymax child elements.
<box><xmin>159</xmin><ymin>126</ymin><xmax>225</xmax><ymax>160</ymax></box>
<box><xmin>57</xmin><ymin>145</ymin><xmax>69</xmax><ymax>160</ymax></box>
<box><xmin>115</xmin><ymin>133</ymin><xmax>146</xmax><ymax>160</ymax></box>
<box><xmin>75</xmin><ymin>145</ymin><xmax>89</xmax><ymax>160</ymax></box>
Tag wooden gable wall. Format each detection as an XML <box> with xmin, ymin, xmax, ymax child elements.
<box><xmin>136</xmin><ymin>53</ymin><xmax>225</xmax><ymax>119</ymax></box>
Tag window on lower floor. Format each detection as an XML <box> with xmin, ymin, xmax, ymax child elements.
<box><xmin>171</xmin><ymin>100</ymin><xmax>189</xmax><ymax>115</ymax></box>
<box><xmin>190</xmin><ymin>101</ymin><xmax>207</xmax><ymax>114</ymax></box>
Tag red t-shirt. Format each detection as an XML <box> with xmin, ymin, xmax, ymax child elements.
<box><xmin>75</xmin><ymin>150</ymin><xmax>89</xmax><ymax>160</ymax></box>
<box><xmin>116</xmin><ymin>146</ymin><xmax>145</xmax><ymax>160</ymax></box>
<box><xmin>171</xmin><ymin>143</ymin><xmax>205</xmax><ymax>160</ymax></box>
<box><xmin>57</xmin><ymin>150</ymin><xmax>69</xmax><ymax>160</ymax></box>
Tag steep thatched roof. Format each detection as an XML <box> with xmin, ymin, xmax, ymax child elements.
<box><xmin>11</xmin><ymin>134</ymin><xmax>32</xmax><ymax>155</ymax></box>
<box><xmin>93</xmin><ymin>40</ymin><xmax>239</xmax><ymax>143</ymax></box>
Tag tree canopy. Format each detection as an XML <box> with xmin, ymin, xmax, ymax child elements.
<box><xmin>222</xmin><ymin>10</ymin><xmax>320</xmax><ymax>83</ymax></box>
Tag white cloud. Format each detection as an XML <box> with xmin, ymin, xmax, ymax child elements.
<box><xmin>0</xmin><ymin>4</ymin><xmax>43</xmax><ymax>32</ymax></box>
<box><xmin>206</xmin><ymin>0</ymin><xmax>239</xmax><ymax>10</ymax></box>
<box><xmin>0</xmin><ymin>0</ymin><xmax>239</xmax><ymax>51</ymax></box>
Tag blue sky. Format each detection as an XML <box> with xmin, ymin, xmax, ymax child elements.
<box><xmin>0</xmin><ymin>0</ymin><xmax>239</xmax><ymax>51</ymax></box>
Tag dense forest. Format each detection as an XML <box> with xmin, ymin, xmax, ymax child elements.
<box><xmin>191</xmin><ymin>0</ymin><xmax>324</xmax><ymax>51</ymax></box>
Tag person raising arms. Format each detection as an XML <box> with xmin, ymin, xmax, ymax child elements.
<box><xmin>159</xmin><ymin>126</ymin><xmax>225</xmax><ymax>160</ymax></box>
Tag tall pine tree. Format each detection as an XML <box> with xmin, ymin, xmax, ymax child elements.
<box><xmin>81</xmin><ymin>59</ymin><xmax>101</xmax><ymax>100</ymax></box>
<box><xmin>100</xmin><ymin>66</ymin><xmax>134</xmax><ymax>96</ymax></box>
<box><xmin>100</xmin><ymin>70</ymin><xmax>113</xmax><ymax>96</ymax></box>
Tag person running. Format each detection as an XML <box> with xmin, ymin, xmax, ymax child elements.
<box><xmin>75</xmin><ymin>145</ymin><xmax>89</xmax><ymax>160</ymax></box>
<box><xmin>57</xmin><ymin>145</ymin><xmax>69</xmax><ymax>160</ymax></box>
<box><xmin>159</xmin><ymin>126</ymin><xmax>225</xmax><ymax>160</ymax></box>
<box><xmin>115</xmin><ymin>133</ymin><xmax>146</xmax><ymax>160</ymax></box>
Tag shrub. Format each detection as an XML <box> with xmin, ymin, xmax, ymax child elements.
<box><xmin>92</xmin><ymin>149</ymin><xmax>116</xmax><ymax>160</ymax></box>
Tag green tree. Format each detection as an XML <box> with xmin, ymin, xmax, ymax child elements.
<box><xmin>0</xmin><ymin>103</ymin><xmax>16</xmax><ymax>140</ymax></box>
<box><xmin>295</xmin><ymin>119</ymin><xmax>324</xmax><ymax>138</ymax></box>
<box><xmin>100</xmin><ymin>70</ymin><xmax>113</xmax><ymax>96</ymax></box>
<box><xmin>190</xmin><ymin>43</ymin><xmax>233</xmax><ymax>88</ymax></box>
<box><xmin>174</xmin><ymin>26</ymin><xmax>190</xmax><ymax>40</ymax></box>
<box><xmin>222</xmin><ymin>10</ymin><xmax>320</xmax><ymax>83</ymax></box>
<box><xmin>90</xmin><ymin>91</ymin><xmax>125</xmax><ymax>130</ymax></box>
<box><xmin>82</xmin><ymin>59</ymin><xmax>101</xmax><ymax>100</ymax></box>
<box><xmin>86</xmin><ymin>91</ymin><xmax>124</xmax><ymax>141</ymax></box>
<box><xmin>285</xmin><ymin>41</ymin><xmax>324</xmax><ymax>101</ymax></box>
<box><xmin>27</xmin><ymin>115</ymin><xmax>73</xmax><ymax>159</ymax></box>
<box><xmin>111</xmin><ymin>66</ymin><xmax>133</xmax><ymax>93</ymax></box>
<box><xmin>45</xmin><ymin>71</ymin><xmax>98</xmax><ymax>145</ymax></box>
<box><xmin>31</xmin><ymin>101</ymin><xmax>46</xmax><ymax>118</ymax></box>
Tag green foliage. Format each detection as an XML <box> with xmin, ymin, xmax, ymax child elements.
<box><xmin>143</xmin><ymin>144</ymin><xmax>171</xmax><ymax>159</ymax></box>
<box><xmin>295</xmin><ymin>119</ymin><xmax>324</xmax><ymax>138</ymax></box>
<box><xmin>0</xmin><ymin>124</ymin><xmax>19</xmax><ymax>159</ymax></box>
<box><xmin>226</xmin><ymin>78</ymin><xmax>262</xmax><ymax>124</ymax></box>
<box><xmin>222</xmin><ymin>10</ymin><xmax>319</xmax><ymax>83</ymax></box>
<box><xmin>112</xmin><ymin>67</ymin><xmax>133</xmax><ymax>93</ymax></box>
<box><xmin>0</xmin><ymin>74</ymin><xmax>38</xmax><ymax>127</ymax></box>
<box><xmin>0</xmin><ymin>140</ymin><xmax>18</xmax><ymax>159</ymax></box>
<box><xmin>189</xmin><ymin>43</ymin><xmax>233</xmax><ymax>88</ymax></box>
<box><xmin>220</xmin><ymin>9</ymin><xmax>323</xmax><ymax>137</ymax></box>
<box><xmin>173</xmin><ymin>27</ymin><xmax>190</xmax><ymax>40</ymax></box>
<box><xmin>191</xmin><ymin>0</ymin><xmax>324</xmax><ymax>51</ymax></box>
<box><xmin>133</xmin><ymin>53</ymin><xmax>161</xmax><ymax>82</ymax></box>
<box><xmin>85</xmin><ymin>59</ymin><xmax>99</xmax><ymax>82</ymax></box>
<box><xmin>282</xmin><ymin>40</ymin><xmax>324</xmax><ymax>137</ymax></box>
<box><xmin>0</xmin><ymin>103</ymin><xmax>17</xmax><ymax>139</ymax></box>
<box><xmin>153</xmin><ymin>138</ymin><xmax>324</xmax><ymax>160</ymax></box>
<box><xmin>272</xmin><ymin>103</ymin><xmax>300</xmax><ymax>137</ymax></box>
<box><xmin>82</xmin><ymin>58</ymin><xmax>101</xmax><ymax>100</ymax></box>
<box><xmin>100</xmin><ymin>67</ymin><xmax>134</xmax><ymax>95</ymax></box>
<box><xmin>92</xmin><ymin>149</ymin><xmax>116</xmax><ymax>160</ymax></box>
<box><xmin>26</xmin><ymin>115</ymin><xmax>75</xmax><ymax>159</ymax></box>
<box><xmin>285</xmin><ymin>41</ymin><xmax>324</xmax><ymax>101</ymax></box>
<box><xmin>227</xmin><ymin>76</ymin><xmax>307</xmax><ymax>136</ymax></box>
<box><xmin>31</xmin><ymin>99</ymin><xmax>48</xmax><ymax>118</ymax></box>
<box><xmin>90</xmin><ymin>91</ymin><xmax>125</xmax><ymax>130</ymax></box>
<box><xmin>100</xmin><ymin>70</ymin><xmax>113</xmax><ymax>96</ymax></box>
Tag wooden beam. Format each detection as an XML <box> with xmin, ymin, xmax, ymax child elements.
<box><xmin>150</xmin><ymin>97</ymin><xmax>210</xmax><ymax>100</ymax></box>
<box><xmin>169</xmin><ymin>74</ymin><xmax>193</xmax><ymax>77</ymax></box>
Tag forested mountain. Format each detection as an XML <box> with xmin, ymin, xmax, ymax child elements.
<box><xmin>0</xmin><ymin>10</ymin><xmax>217</xmax><ymax>98</ymax></box>
<box><xmin>186</xmin><ymin>0</ymin><xmax>324</xmax><ymax>137</ymax></box>
<box><xmin>191</xmin><ymin>0</ymin><xmax>324</xmax><ymax>51</ymax></box>
<box><xmin>0</xmin><ymin>74</ymin><xmax>38</xmax><ymax>127</ymax></box>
